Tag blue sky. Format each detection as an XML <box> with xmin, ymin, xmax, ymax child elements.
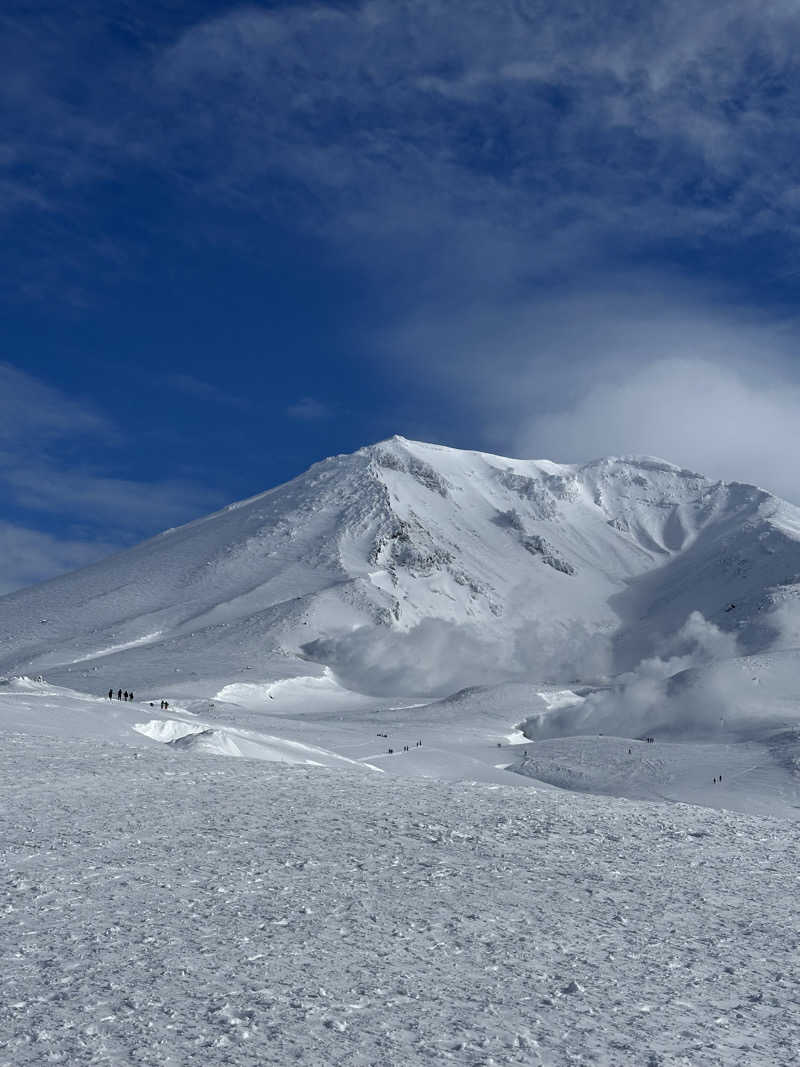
<box><xmin>4</xmin><ymin>0</ymin><xmax>800</xmax><ymax>591</ymax></box>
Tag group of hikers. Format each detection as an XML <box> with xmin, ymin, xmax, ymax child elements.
<box><xmin>106</xmin><ymin>688</ymin><xmax>170</xmax><ymax>710</ymax></box>
<box><xmin>108</xmin><ymin>688</ymin><xmax>134</xmax><ymax>702</ymax></box>
<box><xmin>386</xmin><ymin>739</ymin><xmax>423</xmax><ymax>754</ymax></box>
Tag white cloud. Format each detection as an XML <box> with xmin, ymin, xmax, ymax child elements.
<box><xmin>519</xmin><ymin>358</ymin><xmax>800</xmax><ymax>503</ymax></box>
<box><xmin>378</xmin><ymin>274</ymin><xmax>800</xmax><ymax>504</ymax></box>
<box><xmin>486</xmin><ymin>281</ymin><xmax>800</xmax><ymax>501</ymax></box>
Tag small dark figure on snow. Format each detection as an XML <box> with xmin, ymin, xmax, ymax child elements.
<box><xmin>108</xmin><ymin>688</ymin><xmax>113</xmax><ymax>700</ymax></box>
<box><xmin>123</xmin><ymin>691</ymin><xmax>128</xmax><ymax>701</ymax></box>
<box><xmin>129</xmin><ymin>691</ymin><xmax>134</xmax><ymax>702</ymax></box>
<box><xmin>117</xmin><ymin>689</ymin><xmax>122</xmax><ymax>700</ymax></box>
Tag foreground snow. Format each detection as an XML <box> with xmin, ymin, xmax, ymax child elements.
<box><xmin>2</xmin><ymin>731</ymin><xmax>798</xmax><ymax>1066</ymax></box>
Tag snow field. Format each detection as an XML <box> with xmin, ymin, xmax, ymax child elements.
<box><xmin>2</xmin><ymin>733</ymin><xmax>799</xmax><ymax>1066</ymax></box>
<box><xmin>512</xmin><ymin>734</ymin><xmax>800</xmax><ymax>820</ymax></box>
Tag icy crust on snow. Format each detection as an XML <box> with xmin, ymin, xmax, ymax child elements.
<box><xmin>4</xmin><ymin>436</ymin><xmax>800</xmax><ymax>696</ymax></box>
<box><xmin>2</xmin><ymin>732</ymin><xmax>799</xmax><ymax>1067</ymax></box>
<box><xmin>132</xmin><ymin>717</ymin><xmax>381</xmax><ymax>769</ymax></box>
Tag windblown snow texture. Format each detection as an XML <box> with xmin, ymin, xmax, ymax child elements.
<box><xmin>2</xmin><ymin>732</ymin><xmax>798</xmax><ymax>1067</ymax></box>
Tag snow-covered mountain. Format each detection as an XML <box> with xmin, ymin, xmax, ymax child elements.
<box><xmin>5</xmin><ymin>439</ymin><xmax>800</xmax><ymax>1067</ymax></box>
<box><xmin>2</xmin><ymin>435</ymin><xmax>800</xmax><ymax>697</ymax></box>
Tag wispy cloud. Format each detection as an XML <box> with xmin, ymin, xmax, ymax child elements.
<box><xmin>0</xmin><ymin>522</ymin><xmax>117</xmax><ymax>596</ymax></box>
<box><xmin>0</xmin><ymin>363</ymin><xmax>222</xmax><ymax>589</ymax></box>
<box><xmin>163</xmin><ymin>372</ymin><xmax>249</xmax><ymax>410</ymax></box>
<box><xmin>286</xmin><ymin>396</ymin><xmax>332</xmax><ymax>421</ymax></box>
<box><xmin>1</xmin><ymin>458</ymin><xmax>220</xmax><ymax>535</ymax></box>
<box><xmin>6</xmin><ymin>1</ymin><xmax>800</xmax><ymax>285</ymax></box>
<box><xmin>152</xmin><ymin>0</ymin><xmax>800</xmax><ymax>270</ymax></box>
<box><xmin>0</xmin><ymin>362</ymin><xmax>111</xmax><ymax>444</ymax></box>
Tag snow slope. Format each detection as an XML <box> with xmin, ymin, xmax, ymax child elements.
<box><xmin>2</xmin><ymin>436</ymin><xmax>800</xmax><ymax>700</ymax></box>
